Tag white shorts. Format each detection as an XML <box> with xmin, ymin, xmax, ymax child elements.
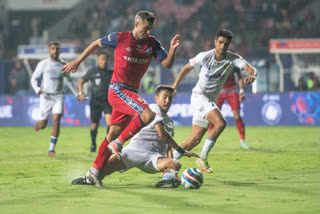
<box><xmin>39</xmin><ymin>93</ymin><xmax>64</xmax><ymax>120</ymax></box>
<box><xmin>120</xmin><ymin>144</ymin><xmax>165</xmax><ymax>174</ymax></box>
<box><xmin>190</xmin><ymin>93</ymin><xmax>219</xmax><ymax>128</ymax></box>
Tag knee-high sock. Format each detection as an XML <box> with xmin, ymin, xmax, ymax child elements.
<box><xmin>92</xmin><ymin>138</ymin><xmax>111</xmax><ymax>171</ymax></box>
<box><xmin>199</xmin><ymin>137</ymin><xmax>216</xmax><ymax>159</ymax></box>
<box><xmin>236</xmin><ymin>119</ymin><xmax>245</xmax><ymax>140</ymax></box>
<box><xmin>118</xmin><ymin>116</ymin><xmax>145</xmax><ymax>143</ymax></box>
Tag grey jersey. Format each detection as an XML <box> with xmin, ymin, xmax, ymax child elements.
<box><xmin>31</xmin><ymin>58</ymin><xmax>75</xmax><ymax>95</ymax></box>
<box><xmin>190</xmin><ymin>49</ymin><xmax>247</xmax><ymax>102</ymax></box>
<box><xmin>128</xmin><ymin>104</ymin><xmax>174</xmax><ymax>155</ymax></box>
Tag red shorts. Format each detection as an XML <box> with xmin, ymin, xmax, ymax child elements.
<box><xmin>108</xmin><ymin>87</ymin><xmax>148</xmax><ymax>129</ymax></box>
<box><xmin>216</xmin><ymin>92</ymin><xmax>240</xmax><ymax>111</ymax></box>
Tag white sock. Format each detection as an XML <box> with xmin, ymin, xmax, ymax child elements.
<box><xmin>162</xmin><ymin>169</ymin><xmax>177</xmax><ymax>180</ymax></box>
<box><xmin>199</xmin><ymin>137</ymin><xmax>216</xmax><ymax>159</ymax></box>
<box><xmin>173</xmin><ymin>150</ymin><xmax>183</xmax><ymax>159</ymax></box>
<box><xmin>49</xmin><ymin>136</ymin><xmax>57</xmax><ymax>151</ymax></box>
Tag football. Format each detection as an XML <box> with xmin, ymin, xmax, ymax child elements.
<box><xmin>181</xmin><ymin>168</ymin><xmax>204</xmax><ymax>189</ymax></box>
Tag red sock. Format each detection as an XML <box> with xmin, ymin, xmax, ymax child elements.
<box><xmin>236</xmin><ymin>119</ymin><xmax>245</xmax><ymax>140</ymax></box>
<box><xmin>118</xmin><ymin>116</ymin><xmax>145</xmax><ymax>143</ymax></box>
<box><xmin>92</xmin><ymin>138</ymin><xmax>111</xmax><ymax>171</ymax></box>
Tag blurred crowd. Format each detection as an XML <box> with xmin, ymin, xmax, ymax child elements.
<box><xmin>2</xmin><ymin>0</ymin><xmax>320</xmax><ymax>94</ymax></box>
<box><xmin>67</xmin><ymin>0</ymin><xmax>319</xmax><ymax>58</ymax></box>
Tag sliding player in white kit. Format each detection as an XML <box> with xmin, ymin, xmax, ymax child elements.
<box><xmin>30</xmin><ymin>41</ymin><xmax>78</xmax><ymax>156</ymax></box>
<box><xmin>72</xmin><ymin>85</ymin><xmax>199</xmax><ymax>188</ymax></box>
<box><xmin>172</xmin><ymin>29</ymin><xmax>257</xmax><ymax>173</ymax></box>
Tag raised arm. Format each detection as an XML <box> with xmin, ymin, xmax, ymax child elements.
<box><xmin>160</xmin><ymin>35</ymin><xmax>180</xmax><ymax>69</ymax></box>
<box><xmin>242</xmin><ymin>63</ymin><xmax>257</xmax><ymax>85</ymax></box>
<box><xmin>154</xmin><ymin>122</ymin><xmax>199</xmax><ymax>158</ymax></box>
<box><xmin>172</xmin><ymin>63</ymin><xmax>193</xmax><ymax>94</ymax></box>
<box><xmin>62</xmin><ymin>39</ymin><xmax>102</xmax><ymax>73</ymax></box>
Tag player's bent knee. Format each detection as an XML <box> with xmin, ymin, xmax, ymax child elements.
<box><xmin>217</xmin><ymin>118</ymin><xmax>227</xmax><ymax>130</ymax></box>
<box><xmin>167</xmin><ymin>159</ymin><xmax>181</xmax><ymax>171</ymax></box>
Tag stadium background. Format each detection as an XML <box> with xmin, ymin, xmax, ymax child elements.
<box><xmin>0</xmin><ymin>0</ymin><xmax>319</xmax><ymax>127</ymax></box>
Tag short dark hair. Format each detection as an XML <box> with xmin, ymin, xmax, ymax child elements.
<box><xmin>215</xmin><ymin>29</ymin><xmax>233</xmax><ymax>42</ymax></box>
<box><xmin>48</xmin><ymin>41</ymin><xmax>61</xmax><ymax>48</ymax></box>
<box><xmin>97</xmin><ymin>50</ymin><xmax>111</xmax><ymax>58</ymax></box>
<box><xmin>155</xmin><ymin>85</ymin><xmax>174</xmax><ymax>95</ymax></box>
<box><xmin>135</xmin><ymin>11</ymin><xmax>155</xmax><ymax>24</ymax></box>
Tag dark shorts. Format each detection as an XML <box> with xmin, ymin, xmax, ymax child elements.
<box><xmin>90</xmin><ymin>100</ymin><xmax>112</xmax><ymax>123</ymax></box>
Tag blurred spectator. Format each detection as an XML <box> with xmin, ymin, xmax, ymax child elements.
<box><xmin>9</xmin><ymin>59</ymin><xmax>29</xmax><ymax>95</ymax></box>
<box><xmin>295</xmin><ymin>76</ymin><xmax>307</xmax><ymax>91</ymax></box>
<box><xmin>307</xmin><ymin>72</ymin><xmax>320</xmax><ymax>91</ymax></box>
<box><xmin>143</xmin><ymin>71</ymin><xmax>155</xmax><ymax>94</ymax></box>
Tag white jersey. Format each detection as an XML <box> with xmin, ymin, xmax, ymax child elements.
<box><xmin>128</xmin><ymin>104</ymin><xmax>174</xmax><ymax>155</ymax></box>
<box><xmin>31</xmin><ymin>57</ymin><xmax>75</xmax><ymax>95</ymax></box>
<box><xmin>190</xmin><ymin>49</ymin><xmax>247</xmax><ymax>102</ymax></box>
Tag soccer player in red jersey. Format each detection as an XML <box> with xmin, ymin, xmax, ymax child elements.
<box><xmin>62</xmin><ymin>11</ymin><xmax>180</xmax><ymax>187</ymax></box>
<box><xmin>208</xmin><ymin>67</ymin><xmax>250</xmax><ymax>149</ymax></box>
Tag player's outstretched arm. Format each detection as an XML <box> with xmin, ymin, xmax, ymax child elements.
<box><xmin>154</xmin><ymin>123</ymin><xmax>199</xmax><ymax>158</ymax></box>
<box><xmin>161</xmin><ymin>34</ymin><xmax>180</xmax><ymax>68</ymax></box>
<box><xmin>62</xmin><ymin>39</ymin><xmax>103</xmax><ymax>73</ymax></box>
<box><xmin>243</xmin><ymin>64</ymin><xmax>257</xmax><ymax>85</ymax></box>
<box><xmin>172</xmin><ymin>63</ymin><xmax>193</xmax><ymax>95</ymax></box>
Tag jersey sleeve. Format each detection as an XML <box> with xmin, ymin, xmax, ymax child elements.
<box><xmin>100</xmin><ymin>32</ymin><xmax>118</xmax><ymax>49</ymax></box>
<box><xmin>30</xmin><ymin>61</ymin><xmax>44</xmax><ymax>94</ymax></box>
<box><xmin>189</xmin><ymin>52</ymin><xmax>206</xmax><ymax>67</ymax></box>
<box><xmin>149</xmin><ymin>104</ymin><xmax>164</xmax><ymax>127</ymax></box>
<box><xmin>231</xmin><ymin>53</ymin><xmax>247</xmax><ymax>69</ymax></box>
<box><xmin>154</xmin><ymin>38</ymin><xmax>167</xmax><ymax>62</ymax></box>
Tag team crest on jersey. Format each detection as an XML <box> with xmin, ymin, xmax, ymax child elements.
<box><xmin>126</xmin><ymin>47</ymin><xmax>131</xmax><ymax>52</ymax></box>
<box><xmin>145</xmin><ymin>47</ymin><xmax>152</xmax><ymax>56</ymax></box>
<box><xmin>95</xmin><ymin>78</ymin><xmax>101</xmax><ymax>85</ymax></box>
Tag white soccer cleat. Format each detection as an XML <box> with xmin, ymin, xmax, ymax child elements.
<box><xmin>196</xmin><ymin>158</ymin><xmax>213</xmax><ymax>173</ymax></box>
<box><xmin>86</xmin><ymin>170</ymin><xmax>103</xmax><ymax>187</ymax></box>
<box><xmin>107</xmin><ymin>139</ymin><xmax>123</xmax><ymax>160</ymax></box>
<box><xmin>240</xmin><ymin>140</ymin><xmax>250</xmax><ymax>149</ymax></box>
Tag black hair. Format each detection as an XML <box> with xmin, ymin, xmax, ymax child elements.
<box><xmin>97</xmin><ymin>50</ymin><xmax>111</xmax><ymax>57</ymax></box>
<box><xmin>215</xmin><ymin>29</ymin><xmax>233</xmax><ymax>42</ymax></box>
<box><xmin>155</xmin><ymin>85</ymin><xmax>174</xmax><ymax>95</ymax></box>
<box><xmin>48</xmin><ymin>41</ymin><xmax>61</xmax><ymax>48</ymax></box>
<box><xmin>135</xmin><ymin>11</ymin><xmax>155</xmax><ymax>24</ymax></box>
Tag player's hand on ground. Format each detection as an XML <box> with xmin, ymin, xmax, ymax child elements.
<box><xmin>62</xmin><ymin>61</ymin><xmax>79</xmax><ymax>73</ymax></box>
<box><xmin>170</xmin><ymin>34</ymin><xmax>180</xmax><ymax>49</ymax></box>
<box><xmin>183</xmin><ymin>150</ymin><xmax>200</xmax><ymax>158</ymax></box>
<box><xmin>244</xmin><ymin>75</ymin><xmax>256</xmax><ymax>85</ymax></box>
<box><xmin>77</xmin><ymin>94</ymin><xmax>86</xmax><ymax>101</ymax></box>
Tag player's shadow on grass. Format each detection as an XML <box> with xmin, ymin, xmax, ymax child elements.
<box><xmin>248</xmin><ymin>147</ymin><xmax>284</xmax><ymax>153</ymax></box>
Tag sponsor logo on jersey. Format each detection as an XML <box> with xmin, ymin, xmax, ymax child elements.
<box><xmin>123</xmin><ymin>56</ymin><xmax>149</xmax><ymax>64</ymax></box>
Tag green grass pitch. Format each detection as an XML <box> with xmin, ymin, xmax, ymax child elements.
<box><xmin>0</xmin><ymin>126</ymin><xmax>319</xmax><ymax>214</ymax></box>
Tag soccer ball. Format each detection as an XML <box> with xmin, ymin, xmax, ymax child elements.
<box><xmin>181</xmin><ymin>168</ymin><xmax>204</xmax><ymax>189</ymax></box>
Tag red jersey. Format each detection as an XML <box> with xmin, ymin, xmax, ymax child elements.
<box><xmin>100</xmin><ymin>31</ymin><xmax>167</xmax><ymax>90</ymax></box>
<box><xmin>221</xmin><ymin>69</ymin><xmax>240</xmax><ymax>92</ymax></box>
